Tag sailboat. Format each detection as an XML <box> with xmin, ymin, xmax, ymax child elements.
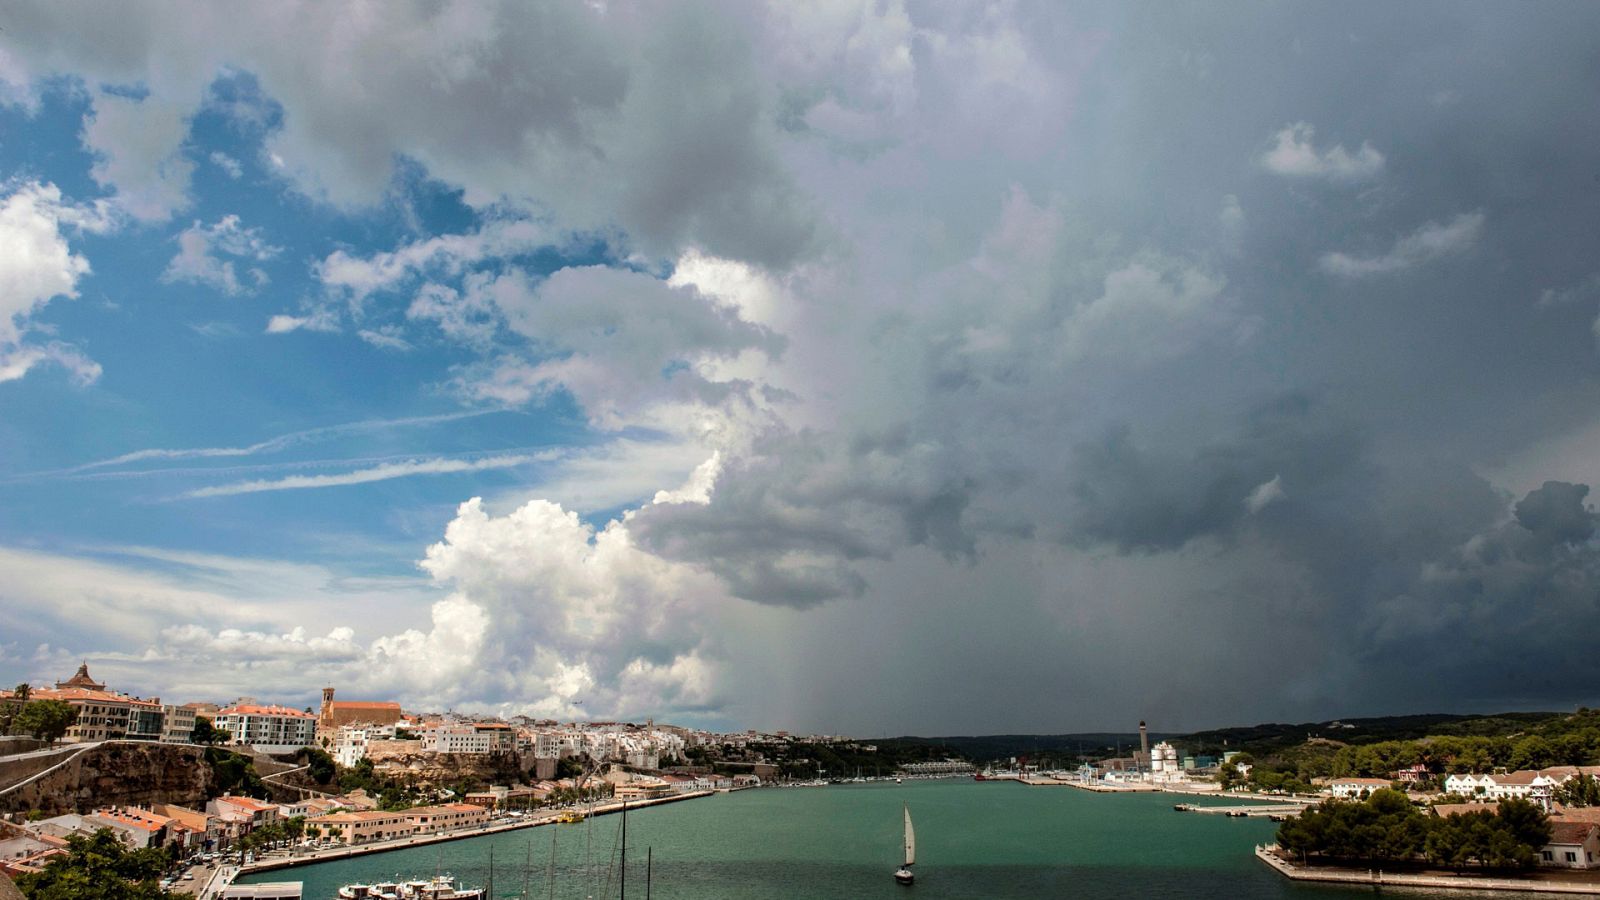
<box><xmin>894</xmin><ymin>802</ymin><xmax>916</xmax><ymax>885</ymax></box>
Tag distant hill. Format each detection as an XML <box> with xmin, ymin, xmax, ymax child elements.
<box><xmin>873</xmin><ymin>711</ymin><xmax>1569</xmax><ymax>763</ymax></box>
<box><xmin>872</xmin><ymin>733</ymin><xmax>1157</xmax><ymax>763</ymax></box>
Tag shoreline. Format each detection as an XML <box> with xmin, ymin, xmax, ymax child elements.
<box><xmin>1255</xmin><ymin>844</ymin><xmax>1600</xmax><ymax>894</ymax></box>
<box><xmin>233</xmin><ymin>791</ymin><xmax>715</xmax><ymax>880</ymax></box>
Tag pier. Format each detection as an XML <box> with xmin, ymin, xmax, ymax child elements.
<box><xmin>1174</xmin><ymin>803</ymin><xmax>1301</xmax><ymax>819</ymax></box>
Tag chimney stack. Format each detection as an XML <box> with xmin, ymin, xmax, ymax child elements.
<box><xmin>1139</xmin><ymin>721</ymin><xmax>1149</xmax><ymax>758</ymax></box>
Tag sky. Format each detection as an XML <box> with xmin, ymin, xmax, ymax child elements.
<box><xmin>2</xmin><ymin>2</ymin><xmax>1600</xmax><ymax>736</ymax></box>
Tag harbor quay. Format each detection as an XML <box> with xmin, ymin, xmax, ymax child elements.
<box><xmin>1256</xmin><ymin>844</ymin><xmax>1600</xmax><ymax>894</ymax></box>
<box><xmin>235</xmin><ymin>790</ymin><xmax>715</xmax><ymax>879</ymax></box>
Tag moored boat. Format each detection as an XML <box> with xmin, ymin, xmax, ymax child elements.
<box><xmin>336</xmin><ymin>876</ymin><xmax>484</xmax><ymax>900</ymax></box>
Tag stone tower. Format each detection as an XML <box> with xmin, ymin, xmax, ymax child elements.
<box><xmin>320</xmin><ymin>687</ymin><xmax>336</xmax><ymax>727</ymax></box>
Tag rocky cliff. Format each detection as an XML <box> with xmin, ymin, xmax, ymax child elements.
<box><xmin>366</xmin><ymin>743</ymin><xmax>534</xmax><ymax>789</ymax></box>
<box><xmin>0</xmin><ymin>742</ymin><xmax>213</xmax><ymax>817</ymax></box>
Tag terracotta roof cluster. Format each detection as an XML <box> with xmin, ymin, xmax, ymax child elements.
<box><xmin>219</xmin><ymin>704</ymin><xmax>315</xmax><ymax>719</ymax></box>
<box><xmin>90</xmin><ymin>809</ymin><xmax>168</xmax><ymax>833</ymax></box>
<box><xmin>314</xmin><ymin>810</ymin><xmax>407</xmax><ymax>823</ymax></box>
<box><xmin>216</xmin><ymin>796</ymin><xmax>278</xmax><ymax>812</ymax></box>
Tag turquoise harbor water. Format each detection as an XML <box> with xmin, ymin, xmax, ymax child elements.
<box><xmin>239</xmin><ymin>780</ymin><xmax>1452</xmax><ymax>899</ymax></box>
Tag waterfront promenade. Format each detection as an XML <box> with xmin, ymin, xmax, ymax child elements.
<box><xmin>213</xmin><ymin>791</ymin><xmax>714</xmax><ymax>895</ymax></box>
<box><xmin>1255</xmin><ymin>844</ymin><xmax>1600</xmax><ymax>894</ymax></box>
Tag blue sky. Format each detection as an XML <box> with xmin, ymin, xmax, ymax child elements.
<box><xmin>4</xmin><ymin>2</ymin><xmax>1600</xmax><ymax>735</ymax></box>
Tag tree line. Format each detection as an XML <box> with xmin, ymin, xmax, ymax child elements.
<box><xmin>1276</xmin><ymin>789</ymin><xmax>1553</xmax><ymax>871</ymax></box>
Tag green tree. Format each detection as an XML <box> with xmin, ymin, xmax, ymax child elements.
<box><xmin>1495</xmin><ymin>798</ymin><xmax>1552</xmax><ymax>852</ymax></box>
<box><xmin>1557</xmin><ymin>773</ymin><xmax>1600</xmax><ymax>807</ymax></box>
<box><xmin>298</xmin><ymin>746</ymin><xmax>336</xmax><ymax>784</ymax></box>
<box><xmin>190</xmin><ymin>718</ymin><xmax>228</xmax><ymax>746</ymax></box>
<box><xmin>555</xmin><ymin>756</ymin><xmax>585</xmax><ymax>780</ymax></box>
<box><xmin>14</xmin><ymin>699</ymin><xmax>79</xmax><ymax>744</ymax></box>
<box><xmin>14</xmin><ymin>828</ymin><xmax>172</xmax><ymax>899</ymax></box>
<box><xmin>0</xmin><ymin>682</ymin><xmax>30</xmax><ymax>734</ymax></box>
<box><xmin>204</xmin><ymin>746</ymin><xmax>265</xmax><ymax>797</ymax></box>
<box><xmin>1510</xmin><ymin>735</ymin><xmax>1556</xmax><ymax>771</ymax></box>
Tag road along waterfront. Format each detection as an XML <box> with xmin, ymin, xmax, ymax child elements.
<box><xmin>236</xmin><ymin>791</ymin><xmax>713</xmax><ymax>877</ymax></box>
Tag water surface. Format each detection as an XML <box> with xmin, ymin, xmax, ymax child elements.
<box><xmin>240</xmin><ymin>780</ymin><xmax>1454</xmax><ymax>899</ymax></box>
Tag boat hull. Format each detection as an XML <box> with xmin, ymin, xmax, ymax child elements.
<box><xmin>894</xmin><ymin>867</ymin><xmax>914</xmax><ymax>885</ymax></box>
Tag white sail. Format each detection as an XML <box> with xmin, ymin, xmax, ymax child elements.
<box><xmin>903</xmin><ymin>803</ymin><xmax>916</xmax><ymax>867</ymax></box>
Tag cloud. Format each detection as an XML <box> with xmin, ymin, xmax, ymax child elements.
<box><xmin>413</xmin><ymin>494</ymin><xmax>728</xmax><ymax>718</ymax></box>
<box><xmin>317</xmin><ymin>218</ymin><xmax>550</xmax><ymax>300</ymax></box>
<box><xmin>0</xmin><ymin>181</ymin><xmax>110</xmax><ymax>384</ymax></box>
<box><xmin>357</xmin><ymin>326</ymin><xmax>412</xmax><ymax>352</ymax></box>
<box><xmin>1539</xmin><ymin>272</ymin><xmax>1600</xmax><ymax>308</ymax></box>
<box><xmin>208</xmin><ymin>151</ymin><xmax>243</xmax><ymax>178</ymax></box>
<box><xmin>9</xmin><ymin>3</ymin><xmax>1600</xmax><ymax>731</ymax></box>
<box><xmin>81</xmin><ymin>90</ymin><xmax>194</xmax><ymax>222</ymax></box>
<box><xmin>450</xmin><ymin>265</ymin><xmax>782</xmax><ymax>428</ymax></box>
<box><xmin>162</xmin><ymin>215</ymin><xmax>280</xmax><ymax>295</ymax></box>
<box><xmin>1260</xmin><ymin>122</ymin><xmax>1384</xmax><ymax>181</ymax></box>
<box><xmin>265</xmin><ymin>310</ymin><xmax>339</xmax><ymax>334</ymax></box>
<box><xmin>1320</xmin><ymin>212</ymin><xmax>1485</xmax><ymax>277</ymax></box>
<box><xmin>1361</xmin><ymin>481</ymin><xmax>1600</xmax><ymax>702</ymax></box>
<box><xmin>1245</xmin><ymin>474</ymin><xmax>1285</xmax><ymax>513</ymax></box>
<box><xmin>0</xmin><ymin>342</ymin><xmax>102</xmax><ymax>386</ymax></box>
<box><xmin>406</xmin><ymin>280</ymin><xmax>500</xmax><ymax>348</ymax></box>
<box><xmin>182</xmin><ymin>452</ymin><xmax>551</xmax><ymax>499</ymax></box>
<box><xmin>53</xmin><ymin>410</ymin><xmax>503</xmax><ymax>473</ymax></box>
<box><xmin>4</xmin><ymin>3</ymin><xmax>818</xmax><ymax>268</ymax></box>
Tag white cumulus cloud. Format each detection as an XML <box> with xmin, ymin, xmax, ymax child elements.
<box><xmin>1260</xmin><ymin>122</ymin><xmax>1384</xmax><ymax>182</ymax></box>
<box><xmin>0</xmin><ymin>181</ymin><xmax>110</xmax><ymax>384</ymax></box>
<box><xmin>162</xmin><ymin>215</ymin><xmax>280</xmax><ymax>295</ymax></box>
<box><xmin>1320</xmin><ymin>212</ymin><xmax>1485</xmax><ymax>278</ymax></box>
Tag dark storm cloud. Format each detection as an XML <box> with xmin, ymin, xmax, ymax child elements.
<box><xmin>630</xmin><ymin>426</ymin><xmax>978</xmax><ymax>607</ymax></box>
<box><xmin>1359</xmin><ymin>481</ymin><xmax>1600</xmax><ymax>706</ymax></box>
<box><xmin>11</xmin><ymin>0</ymin><xmax>1600</xmax><ymax>730</ymax></box>
<box><xmin>1513</xmin><ymin>481</ymin><xmax>1595</xmax><ymax>551</ymax></box>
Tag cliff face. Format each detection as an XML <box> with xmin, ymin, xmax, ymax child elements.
<box><xmin>0</xmin><ymin>743</ymin><xmax>213</xmax><ymax>817</ymax></box>
<box><xmin>366</xmin><ymin>744</ymin><xmax>533</xmax><ymax>788</ymax></box>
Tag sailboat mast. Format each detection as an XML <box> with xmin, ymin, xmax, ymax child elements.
<box><xmin>523</xmin><ymin>838</ymin><xmax>532</xmax><ymax>898</ymax></box>
<box><xmin>547</xmin><ymin>828</ymin><xmax>557</xmax><ymax>900</ymax></box>
<box><xmin>645</xmin><ymin>847</ymin><xmax>652</xmax><ymax>900</ymax></box>
<box><xmin>620</xmin><ymin>802</ymin><xmax>627</xmax><ymax>899</ymax></box>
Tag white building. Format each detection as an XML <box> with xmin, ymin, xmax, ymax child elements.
<box><xmin>1329</xmin><ymin>777</ymin><xmax>1393</xmax><ymax>799</ymax></box>
<box><xmin>213</xmin><ymin>703</ymin><xmax>316</xmax><ymax>751</ymax></box>
<box><xmin>160</xmin><ymin>704</ymin><xmax>197</xmax><ymax>744</ymax></box>
<box><xmin>1443</xmin><ymin>772</ymin><xmax>1495</xmax><ymax>796</ymax></box>
<box><xmin>332</xmin><ymin>726</ymin><xmax>375</xmax><ymax>768</ymax></box>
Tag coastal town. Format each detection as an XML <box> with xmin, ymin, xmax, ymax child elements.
<box><xmin>0</xmin><ymin>665</ymin><xmax>874</xmax><ymax>896</ymax></box>
<box><xmin>8</xmin><ymin>666</ymin><xmax>1600</xmax><ymax>896</ymax></box>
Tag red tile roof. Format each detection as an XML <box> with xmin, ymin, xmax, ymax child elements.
<box><xmin>219</xmin><ymin>704</ymin><xmax>315</xmax><ymax>719</ymax></box>
<box><xmin>1549</xmin><ymin>821</ymin><xmax>1600</xmax><ymax>846</ymax></box>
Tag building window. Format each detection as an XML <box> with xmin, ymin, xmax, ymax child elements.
<box><xmin>1543</xmin><ymin>851</ymin><xmax>1554</xmax><ymax>861</ymax></box>
<box><xmin>1567</xmin><ymin>852</ymin><xmax>1578</xmax><ymax>863</ymax></box>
